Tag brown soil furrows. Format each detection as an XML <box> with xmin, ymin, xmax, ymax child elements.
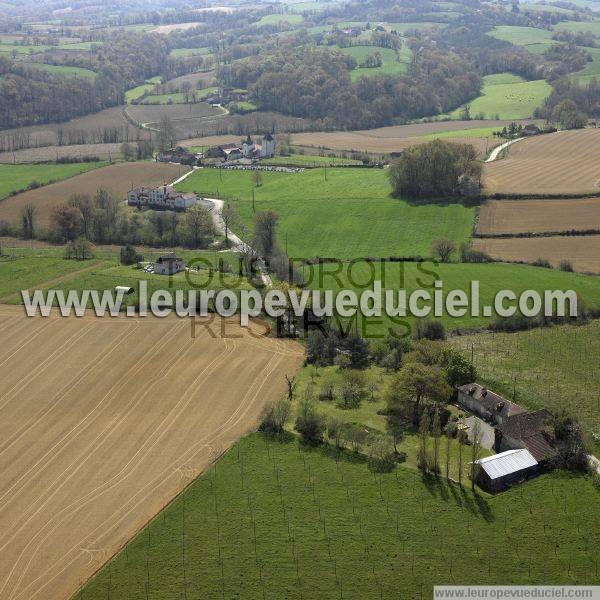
<box><xmin>473</xmin><ymin>235</ymin><xmax>600</xmax><ymax>273</ymax></box>
<box><xmin>484</xmin><ymin>129</ymin><xmax>600</xmax><ymax>195</ymax></box>
<box><xmin>0</xmin><ymin>162</ymin><xmax>189</xmax><ymax>228</ymax></box>
<box><xmin>0</xmin><ymin>307</ymin><xmax>304</xmax><ymax>600</ymax></box>
<box><xmin>476</xmin><ymin>198</ymin><xmax>600</xmax><ymax>235</ymax></box>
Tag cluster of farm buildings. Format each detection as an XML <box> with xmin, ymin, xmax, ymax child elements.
<box><xmin>157</xmin><ymin>134</ymin><xmax>276</xmax><ymax>166</ymax></box>
<box><xmin>458</xmin><ymin>383</ymin><xmax>558</xmax><ymax>493</ymax></box>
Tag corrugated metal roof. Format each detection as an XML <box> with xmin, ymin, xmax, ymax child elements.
<box><xmin>475</xmin><ymin>449</ymin><xmax>538</xmax><ymax>480</ymax></box>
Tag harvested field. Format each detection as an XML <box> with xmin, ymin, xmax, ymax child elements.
<box><xmin>0</xmin><ymin>143</ymin><xmax>124</xmax><ymax>164</ymax></box>
<box><xmin>152</xmin><ymin>22</ymin><xmax>204</xmax><ymax>33</ymax></box>
<box><xmin>473</xmin><ymin>235</ymin><xmax>600</xmax><ymax>273</ymax></box>
<box><xmin>127</xmin><ymin>103</ymin><xmax>223</xmax><ymax>124</ymax></box>
<box><xmin>163</xmin><ymin>70</ymin><xmax>216</xmax><ymax>90</ymax></box>
<box><xmin>180</xmin><ymin>134</ymin><xmax>245</xmax><ymax>149</ymax></box>
<box><xmin>289</xmin><ymin>121</ymin><xmax>510</xmax><ymax>155</ymax></box>
<box><xmin>484</xmin><ymin>128</ymin><xmax>600</xmax><ymax>195</ymax></box>
<box><xmin>0</xmin><ymin>305</ymin><xmax>303</xmax><ymax>600</ymax></box>
<box><xmin>0</xmin><ymin>162</ymin><xmax>189</xmax><ymax>227</ymax></box>
<box><xmin>0</xmin><ymin>107</ymin><xmax>148</xmax><ymax>150</ymax></box>
<box><xmin>477</xmin><ymin>197</ymin><xmax>600</xmax><ymax>235</ymax></box>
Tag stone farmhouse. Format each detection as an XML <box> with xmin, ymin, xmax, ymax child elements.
<box><xmin>154</xmin><ymin>253</ymin><xmax>186</xmax><ymax>276</ymax></box>
<box><xmin>127</xmin><ymin>185</ymin><xmax>200</xmax><ymax>211</ymax></box>
<box><xmin>458</xmin><ymin>383</ymin><xmax>558</xmax><ymax>492</ymax></box>
<box><xmin>458</xmin><ymin>383</ymin><xmax>557</xmax><ymax>464</ymax></box>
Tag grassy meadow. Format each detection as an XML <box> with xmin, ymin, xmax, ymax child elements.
<box><xmin>334</xmin><ymin>45</ymin><xmax>412</xmax><ymax>81</ymax></box>
<box><xmin>257</xmin><ymin>13</ymin><xmax>304</xmax><ymax>26</ymax></box>
<box><xmin>176</xmin><ymin>167</ymin><xmax>475</xmax><ymax>260</ymax></box>
<box><xmin>487</xmin><ymin>25</ymin><xmax>553</xmax><ymax>48</ymax></box>
<box><xmin>452</xmin><ymin>321</ymin><xmax>600</xmax><ymax>435</ymax></box>
<box><xmin>0</xmin><ymin>162</ymin><xmax>105</xmax><ymax>200</ymax></box>
<box><xmin>305</xmin><ymin>260</ymin><xmax>600</xmax><ymax>334</ymax></box>
<box><xmin>450</xmin><ymin>73</ymin><xmax>551</xmax><ymax>120</ymax></box>
<box><xmin>24</xmin><ymin>62</ymin><xmax>97</xmax><ymax>79</ymax></box>
<box><xmin>0</xmin><ymin>246</ymin><xmax>248</xmax><ymax>305</ymax></box>
<box><xmin>79</xmin><ymin>433</ymin><xmax>599</xmax><ymax>600</ymax></box>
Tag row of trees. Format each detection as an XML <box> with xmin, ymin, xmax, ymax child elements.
<box><xmin>388</xmin><ymin>140</ymin><xmax>482</xmax><ymax>200</ymax></box>
<box><xmin>12</xmin><ymin>189</ymin><xmax>216</xmax><ymax>249</ymax></box>
<box><xmin>0</xmin><ymin>31</ymin><xmax>170</xmax><ymax>129</ymax></box>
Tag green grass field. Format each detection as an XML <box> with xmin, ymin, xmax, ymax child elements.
<box><xmin>572</xmin><ymin>46</ymin><xmax>600</xmax><ymax>84</ymax></box>
<box><xmin>256</xmin><ymin>13</ymin><xmax>304</xmax><ymax>26</ymax></box>
<box><xmin>176</xmin><ymin>168</ymin><xmax>475</xmax><ymax>260</ymax></box>
<box><xmin>0</xmin><ymin>162</ymin><xmax>105</xmax><ymax>200</ymax></box>
<box><xmin>125</xmin><ymin>77</ymin><xmax>162</xmax><ymax>103</ymax></box>
<box><xmin>487</xmin><ymin>25</ymin><xmax>554</xmax><ymax>48</ymax></box>
<box><xmin>422</xmin><ymin>126</ymin><xmax>502</xmax><ymax>140</ymax></box>
<box><xmin>0</xmin><ymin>254</ymin><xmax>97</xmax><ymax>300</ymax></box>
<box><xmin>24</xmin><ymin>62</ymin><xmax>96</xmax><ymax>79</ymax></box>
<box><xmin>79</xmin><ymin>433</ymin><xmax>599</xmax><ymax>599</ymax></box>
<box><xmin>452</xmin><ymin>321</ymin><xmax>600</xmax><ymax>434</ymax></box>
<box><xmin>306</xmin><ymin>261</ymin><xmax>600</xmax><ymax>334</ymax></box>
<box><xmin>140</xmin><ymin>92</ymin><xmax>187</xmax><ymax>104</ymax></box>
<box><xmin>450</xmin><ymin>73</ymin><xmax>551</xmax><ymax>120</ymax></box>
<box><xmin>0</xmin><ymin>42</ymin><xmax>51</xmax><ymax>54</ymax></box>
<box><xmin>333</xmin><ymin>45</ymin><xmax>411</xmax><ymax>81</ymax></box>
<box><xmin>261</xmin><ymin>154</ymin><xmax>363</xmax><ymax>166</ymax></box>
<box><xmin>0</xmin><ymin>247</ymin><xmax>247</xmax><ymax>305</ymax></box>
<box><xmin>555</xmin><ymin>19</ymin><xmax>600</xmax><ymax>36</ymax></box>
<box><xmin>169</xmin><ymin>47</ymin><xmax>212</xmax><ymax>58</ymax></box>
<box><xmin>291</xmin><ymin>363</ymin><xmax>489</xmax><ymax>479</ymax></box>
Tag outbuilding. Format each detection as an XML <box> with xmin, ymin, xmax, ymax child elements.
<box><xmin>472</xmin><ymin>449</ymin><xmax>539</xmax><ymax>493</ymax></box>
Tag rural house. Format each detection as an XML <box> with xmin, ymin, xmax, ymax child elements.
<box><xmin>459</xmin><ymin>384</ymin><xmax>559</xmax><ymax>488</ymax></box>
<box><xmin>472</xmin><ymin>449</ymin><xmax>539</xmax><ymax>493</ymax></box>
<box><xmin>204</xmin><ymin>134</ymin><xmax>275</xmax><ymax>162</ymax></box>
<box><xmin>154</xmin><ymin>254</ymin><xmax>186</xmax><ymax>276</ymax></box>
<box><xmin>496</xmin><ymin>410</ymin><xmax>558</xmax><ymax>463</ymax></box>
<box><xmin>457</xmin><ymin>383</ymin><xmax>527</xmax><ymax>426</ymax></box>
<box><xmin>127</xmin><ymin>185</ymin><xmax>200</xmax><ymax>211</ymax></box>
<box><xmin>156</xmin><ymin>146</ymin><xmax>200</xmax><ymax>166</ymax></box>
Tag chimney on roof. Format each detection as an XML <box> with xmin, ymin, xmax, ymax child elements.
<box><xmin>482</xmin><ymin>388</ymin><xmax>488</xmax><ymax>397</ymax></box>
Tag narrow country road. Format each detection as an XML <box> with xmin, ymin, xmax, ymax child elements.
<box><xmin>485</xmin><ymin>137</ymin><xmax>524</xmax><ymax>163</ymax></box>
<box><xmin>170</xmin><ymin>167</ymin><xmax>273</xmax><ymax>288</ymax></box>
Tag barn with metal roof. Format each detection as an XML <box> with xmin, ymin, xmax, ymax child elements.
<box><xmin>472</xmin><ymin>449</ymin><xmax>539</xmax><ymax>493</ymax></box>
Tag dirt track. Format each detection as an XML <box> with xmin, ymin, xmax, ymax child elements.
<box><xmin>0</xmin><ymin>306</ymin><xmax>303</xmax><ymax>600</ymax></box>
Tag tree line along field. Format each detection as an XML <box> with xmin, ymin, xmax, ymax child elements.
<box><xmin>80</xmin><ymin>433</ymin><xmax>599</xmax><ymax>600</ymax></box>
<box><xmin>305</xmin><ymin>261</ymin><xmax>600</xmax><ymax>335</ymax></box>
<box><xmin>176</xmin><ymin>167</ymin><xmax>475</xmax><ymax>260</ymax></box>
<box><xmin>0</xmin><ymin>162</ymin><xmax>106</xmax><ymax>200</ymax></box>
<box><xmin>451</xmin><ymin>320</ymin><xmax>600</xmax><ymax>434</ymax></box>
<box><xmin>484</xmin><ymin>128</ymin><xmax>600</xmax><ymax>196</ymax></box>
<box><xmin>0</xmin><ymin>305</ymin><xmax>303</xmax><ymax>600</ymax></box>
<box><xmin>450</xmin><ymin>73</ymin><xmax>551</xmax><ymax>120</ymax></box>
<box><xmin>0</xmin><ymin>162</ymin><xmax>189</xmax><ymax>228</ymax></box>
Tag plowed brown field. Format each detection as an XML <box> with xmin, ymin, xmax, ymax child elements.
<box><xmin>0</xmin><ymin>162</ymin><xmax>189</xmax><ymax>227</ymax></box>
<box><xmin>477</xmin><ymin>197</ymin><xmax>600</xmax><ymax>234</ymax></box>
<box><xmin>0</xmin><ymin>306</ymin><xmax>303</xmax><ymax>600</ymax></box>
<box><xmin>288</xmin><ymin>121</ymin><xmax>508</xmax><ymax>156</ymax></box>
<box><xmin>484</xmin><ymin>128</ymin><xmax>600</xmax><ymax>195</ymax></box>
<box><xmin>473</xmin><ymin>235</ymin><xmax>600</xmax><ymax>273</ymax></box>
